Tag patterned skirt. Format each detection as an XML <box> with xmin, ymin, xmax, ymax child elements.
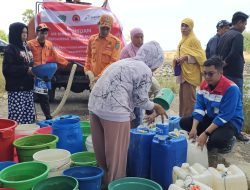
<box><xmin>8</xmin><ymin>91</ymin><xmax>35</xmax><ymax>124</ymax></box>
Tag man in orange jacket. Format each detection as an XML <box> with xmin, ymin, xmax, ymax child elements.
<box><xmin>84</xmin><ymin>14</ymin><xmax>121</xmax><ymax>89</ymax></box>
<box><xmin>28</xmin><ymin>23</ymin><xmax>68</xmax><ymax>120</ymax></box>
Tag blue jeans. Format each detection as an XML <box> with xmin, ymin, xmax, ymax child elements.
<box><xmin>225</xmin><ymin>76</ymin><xmax>243</xmax><ymax>97</ymax></box>
<box><xmin>132</xmin><ymin>107</ymin><xmax>143</xmax><ymax>127</ymax></box>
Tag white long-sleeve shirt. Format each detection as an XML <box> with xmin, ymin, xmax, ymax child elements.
<box><xmin>88</xmin><ymin>58</ymin><xmax>154</xmax><ymax>122</ymax></box>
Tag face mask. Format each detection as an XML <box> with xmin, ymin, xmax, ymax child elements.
<box><xmin>100</xmin><ymin>27</ymin><xmax>110</xmax><ymax>37</ymax></box>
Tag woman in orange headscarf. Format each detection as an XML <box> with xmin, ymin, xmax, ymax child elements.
<box><xmin>173</xmin><ymin>18</ymin><xmax>206</xmax><ymax>117</ymax></box>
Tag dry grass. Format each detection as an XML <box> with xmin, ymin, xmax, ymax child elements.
<box><xmin>0</xmin><ymin>57</ymin><xmax>5</xmax><ymax>97</ymax></box>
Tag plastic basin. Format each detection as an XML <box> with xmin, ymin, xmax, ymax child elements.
<box><xmin>13</xmin><ymin>134</ymin><xmax>58</xmax><ymax>162</ymax></box>
<box><xmin>0</xmin><ymin>162</ymin><xmax>16</xmax><ymax>171</ymax></box>
<box><xmin>71</xmin><ymin>152</ymin><xmax>96</xmax><ymax>166</ymax></box>
<box><xmin>108</xmin><ymin>177</ymin><xmax>163</xmax><ymax>190</ymax></box>
<box><xmin>0</xmin><ymin>162</ymin><xmax>49</xmax><ymax>190</ymax></box>
<box><xmin>32</xmin><ymin>176</ymin><xmax>78</xmax><ymax>190</ymax></box>
<box><xmin>33</xmin><ymin>149</ymin><xmax>71</xmax><ymax>177</ymax></box>
<box><xmin>63</xmin><ymin>166</ymin><xmax>103</xmax><ymax>190</ymax></box>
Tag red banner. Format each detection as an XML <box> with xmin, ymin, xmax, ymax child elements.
<box><xmin>35</xmin><ymin>2</ymin><xmax>125</xmax><ymax>64</ymax></box>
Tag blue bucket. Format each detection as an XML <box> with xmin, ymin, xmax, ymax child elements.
<box><xmin>37</xmin><ymin>119</ymin><xmax>55</xmax><ymax>128</ymax></box>
<box><xmin>52</xmin><ymin>119</ymin><xmax>83</xmax><ymax>153</ymax></box>
<box><xmin>0</xmin><ymin>161</ymin><xmax>16</xmax><ymax>171</ymax></box>
<box><xmin>55</xmin><ymin>115</ymin><xmax>80</xmax><ymax>121</ymax></box>
<box><xmin>63</xmin><ymin>166</ymin><xmax>104</xmax><ymax>190</ymax></box>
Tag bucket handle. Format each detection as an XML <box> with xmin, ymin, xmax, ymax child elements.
<box><xmin>0</xmin><ymin>129</ymin><xmax>14</xmax><ymax>139</ymax></box>
<box><xmin>50</xmin><ymin>160</ymin><xmax>71</xmax><ymax>172</ymax></box>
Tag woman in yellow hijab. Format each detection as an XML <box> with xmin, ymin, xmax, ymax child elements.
<box><xmin>173</xmin><ymin>18</ymin><xmax>206</xmax><ymax>117</ymax></box>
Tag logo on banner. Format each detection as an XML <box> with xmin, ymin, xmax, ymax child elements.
<box><xmin>58</xmin><ymin>15</ymin><xmax>66</xmax><ymax>22</ymax></box>
<box><xmin>72</xmin><ymin>15</ymin><xmax>80</xmax><ymax>22</ymax></box>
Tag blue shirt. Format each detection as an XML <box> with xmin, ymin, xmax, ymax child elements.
<box><xmin>192</xmin><ymin>76</ymin><xmax>243</xmax><ymax>133</ymax></box>
<box><xmin>206</xmin><ymin>34</ymin><xmax>220</xmax><ymax>59</ymax></box>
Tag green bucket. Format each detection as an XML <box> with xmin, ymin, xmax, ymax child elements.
<box><xmin>0</xmin><ymin>161</ymin><xmax>49</xmax><ymax>190</ymax></box>
<box><xmin>82</xmin><ymin>134</ymin><xmax>88</xmax><ymax>150</ymax></box>
<box><xmin>70</xmin><ymin>152</ymin><xmax>96</xmax><ymax>166</ymax></box>
<box><xmin>108</xmin><ymin>177</ymin><xmax>163</xmax><ymax>190</ymax></box>
<box><xmin>13</xmin><ymin>134</ymin><xmax>58</xmax><ymax>162</ymax></box>
<box><xmin>80</xmin><ymin>121</ymin><xmax>91</xmax><ymax>135</ymax></box>
<box><xmin>32</xmin><ymin>176</ymin><xmax>79</xmax><ymax>190</ymax></box>
<box><xmin>153</xmin><ymin>88</ymin><xmax>174</xmax><ymax>110</ymax></box>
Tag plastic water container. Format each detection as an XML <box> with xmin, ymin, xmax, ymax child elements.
<box><xmin>169</xmin><ymin>179</ymin><xmax>213</xmax><ymax>190</ymax></box>
<box><xmin>52</xmin><ymin>119</ymin><xmax>83</xmax><ymax>154</ymax></box>
<box><xmin>0</xmin><ymin>119</ymin><xmax>17</xmax><ymax>161</ymax></box>
<box><xmin>151</xmin><ymin>131</ymin><xmax>187</xmax><ymax>189</ymax></box>
<box><xmin>55</xmin><ymin>115</ymin><xmax>80</xmax><ymax>121</ymax></box>
<box><xmin>63</xmin><ymin>166</ymin><xmax>104</xmax><ymax>190</ymax></box>
<box><xmin>169</xmin><ymin>116</ymin><xmax>181</xmax><ymax>131</ymax></box>
<box><xmin>33</xmin><ymin>149</ymin><xmax>71</xmax><ymax>177</ymax></box>
<box><xmin>71</xmin><ymin>152</ymin><xmax>96</xmax><ymax>166</ymax></box>
<box><xmin>187</xmin><ymin>139</ymin><xmax>208</xmax><ymax>168</ymax></box>
<box><xmin>173</xmin><ymin>163</ymin><xmax>213</xmax><ymax>187</ymax></box>
<box><xmin>0</xmin><ymin>161</ymin><xmax>16</xmax><ymax>171</ymax></box>
<box><xmin>208</xmin><ymin>164</ymin><xmax>248</xmax><ymax>190</ymax></box>
<box><xmin>108</xmin><ymin>177</ymin><xmax>163</xmax><ymax>190</ymax></box>
<box><xmin>32</xmin><ymin>176</ymin><xmax>79</xmax><ymax>190</ymax></box>
<box><xmin>15</xmin><ymin>124</ymin><xmax>39</xmax><ymax>135</ymax></box>
<box><xmin>13</xmin><ymin>134</ymin><xmax>58</xmax><ymax>162</ymax></box>
<box><xmin>127</xmin><ymin>127</ymin><xmax>156</xmax><ymax>178</ymax></box>
<box><xmin>86</xmin><ymin>135</ymin><xmax>94</xmax><ymax>153</ymax></box>
<box><xmin>0</xmin><ymin>161</ymin><xmax>49</xmax><ymax>190</ymax></box>
<box><xmin>36</xmin><ymin>119</ymin><xmax>54</xmax><ymax>128</ymax></box>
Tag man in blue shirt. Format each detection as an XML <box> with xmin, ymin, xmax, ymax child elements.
<box><xmin>180</xmin><ymin>56</ymin><xmax>244</xmax><ymax>154</ymax></box>
<box><xmin>206</xmin><ymin>20</ymin><xmax>230</xmax><ymax>59</ymax></box>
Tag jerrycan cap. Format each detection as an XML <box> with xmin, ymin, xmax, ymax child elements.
<box><xmin>156</xmin><ymin>123</ymin><xmax>169</xmax><ymax>136</ymax></box>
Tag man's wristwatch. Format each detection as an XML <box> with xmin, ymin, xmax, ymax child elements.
<box><xmin>205</xmin><ymin>130</ymin><xmax>211</xmax><ymax>136</ymax></box>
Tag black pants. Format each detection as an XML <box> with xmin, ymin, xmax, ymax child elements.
<box><xmin>180</xmin><ymin>115</ymin><xmax>235</xmax><ymax>150</ymax></box>
<box><xmin>36</xmin><ymin>93</ymin><xmax>52</xmax><ymax>120</ymax></box>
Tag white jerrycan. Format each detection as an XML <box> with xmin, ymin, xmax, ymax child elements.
<box><xmin>168</xmin><ymin>179</ymin><xmax>213</xmax><ymax>190</ymax></box>
<box><xmin>187</xmin><ymin>139</ymin><xmax>208</xmax><ymax>168</ymax></box>
<box><xmin>178</xmin><ymin>130</ymin><xmax>209</xmax><ymax>168</ymax></box>
<box><xmin>208</xmin><ymin>164</ymin><xmax>248</xmax><ymax>190</ymax></box>
<box><xmin>173</xmin><ymin>163</ymin><xmax>213</xmax><ymax>187</ymax></box>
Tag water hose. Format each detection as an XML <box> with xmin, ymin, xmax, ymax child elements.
<box><xmin>51</xmin><ymin>64</ymin><xmax>77</xmax><ymax>117</ymax></box>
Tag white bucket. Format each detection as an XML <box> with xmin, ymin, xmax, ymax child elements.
<box><xmin>33</xmin><ymin>149</ymin><xmax>71</xmax><ymax>177</ymax></box>
<box><xmin>16</xmin><ymin>124</ymin><xmax>40</xmax><ymax>135</ymax></box>
<box><xmin>86</xmin><ymin>135</ymin><xmax>94</xmax><ymax>153</ymax></box>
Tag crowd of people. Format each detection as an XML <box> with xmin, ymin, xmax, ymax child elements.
<box><xmin>2</xmin><ymin>9</ymin><xmax>249</xmax><ymax>190</ymax></box>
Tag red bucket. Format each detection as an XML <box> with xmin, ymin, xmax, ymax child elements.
<box><xmin>34</xmin><ymin>126</ymin><xmax>52</xmax><ymax>134</ymax></box>
<box><xmin>0</xmin><ymin>119</ymin><xmax>17</xmax><ymax>161</ymax></box>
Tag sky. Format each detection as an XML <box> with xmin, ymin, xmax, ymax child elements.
<box><xmin>0</xmin><ymin>0</ymin><xmax>250</xmax><ymax>50</ymax></box>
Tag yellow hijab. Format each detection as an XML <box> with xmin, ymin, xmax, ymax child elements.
<box><xmin>177</xmin><ymin>18</ymin><xmax>206</xmax><ymax>86</ymax></box>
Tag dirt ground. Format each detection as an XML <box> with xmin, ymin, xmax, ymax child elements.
<box><xmin>0</xmin><ymin>88</ymin><xmax>179</xmax><ymax>121</ymax></box>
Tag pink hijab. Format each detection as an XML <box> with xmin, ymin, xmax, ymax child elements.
<box><xmin>120</xmin><ymin>28</ymin><xmax>144</xmax><ymax>59</ymax></box>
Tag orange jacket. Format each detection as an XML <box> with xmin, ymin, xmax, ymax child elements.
<box><xmin>84</xmin><ymin>33</ymin><xmax>121</xmax><ymax>76</ymax></box>
<box><xmin>27</xmin><ymin>39</ymin><xmax>68</xmax><ymax>67</ymax></box>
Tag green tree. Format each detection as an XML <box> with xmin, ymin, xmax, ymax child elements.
<box><xmin>22</xmin><ymin>9</ymin><xmax>35</xmax><ymax>24</ymax></box>
<box><xmin>243</xmin><ymin>31</ymin><xmax>250</xmax><ymax>52</ymax></box>
<box><xmin>0</xmin><ymin>30</ymin><xmax>8</xmax><ymax>42</ymax></box>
